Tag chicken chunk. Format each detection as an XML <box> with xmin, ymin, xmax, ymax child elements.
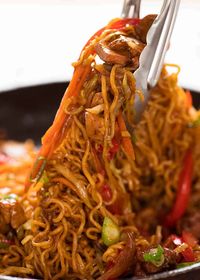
<box><xmin>0</xmin><ymin>195</ymin><xmax>26</xmax><ymax>234</ymax></box>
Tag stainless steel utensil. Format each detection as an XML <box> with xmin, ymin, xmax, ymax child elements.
<box><xmin>122</xmin><ymin>0</ymin><xmax>181</xmax><ymax>123</ymax></box>
<box><xmin>121</xmin><ymin>0</ymin><xmax>141</xmax><ymax>18</ymax></box>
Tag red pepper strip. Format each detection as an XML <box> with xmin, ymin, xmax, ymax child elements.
<box><xmin>164</xmin><ymin>149</ymin><xmax>193</xmax><ymax>227</ymax></box>
<box><xmin>107</xmin><ymin>198</ymin><xmax>123</xmax><ymax>215</ymax></box>
<box><xmin>99</xmin><ymin>184</ymin><xmax>121</xmax><ymax>215</ymax></box>
<box><xmin>164</xmin><ymin>234</ymin><xmax>182</xmax><ymax>247</ymax></box>
<box><xmin>100</xmin><ymin>184</ymin><xmax>113</xmax><ymax>203</ymax></box>
<box><xmin>181</xmin><ymin>247</ymin><xmax>195</xmax><ymax>262</ymax></box>
<box><xmin>26</xmin><ymin>18</ymin><xmax>141</xmax><ymax>189</ymax></box>
<box><xmin>182</xmin><ymin>231</ymin><xmax>198</xmax><ymax>248</ymax></box>
<box><xmin>95</xmin><ymin>139</ymin><xmax>119</xmax><ymax>161</ymax></box>
<box><xmin>185</xmin><ymin>90</ymin><xmax>193</xmax><ymax>108</ymax></box>
<box><xmin>97</xmin><ymin>232</ymin><xmax>135</xmax><ymax>280</ymax></box>
<box><xmin>109</xmin><ymin>18</ymin><xmax>140</xmax><ymax>30</ymax></box>
<box><xmin>40</xmin><ymin>18</ymin><xmax>140</xmax><ymax>160</ymax></box>
<box><xmin>108</xmin><ymin>138</ymin><xmax>120</xmax><ymax>160</ymax></box>
<box><xmin>164</xmin><ymin>234</ymin><xmax>195</xmax><ymax>262</ymax></box>
<box><xmin>83</xmin><ymin>18</ymin><xmax>140</xmax><ymax>51</ymax></box>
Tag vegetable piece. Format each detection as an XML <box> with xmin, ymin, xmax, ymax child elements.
<box><xmin>117</xmin><ymin>111</ymin><xmax>135</xmax><ymax>160</ymax></box>
<box><xmin>143</xmin><ymin>245</ymin><xmax>165</xmax><ymax>267</ymax></box>
<box><xmin>92</xmin><ymin>147</ymin><xmax>104</xmax><ymax>173</ymax></box>
<box><xmin>181</xmin><ymin>247</ymin><xmax>195</xmax><ymax>262</ymax></box>
<box><xmin>102</xmin><ymin>217</ymin><xmax>120</xmax><ymax>246</ymax></box>
<box><xmin>108</xmin><ymin>139</ymin><xmax>120</xmax><ymax>160</ymax></box>
<box><xmin>165</xmin><ymin>234</ymin><xmax>196</xmax><ymax>262</ymax></box>
<box><xmin>98</xmin><ymin>232</ymin><xmax>136</xmax><ymax>280</ymax></box>
<box><xmin>0</xmin><ymin>239</ymin><xmax>13</xmax><ymax>249</ymax></box>
<box><xmin>1</xmin><ymin>193</ymin><xmax>18</xmax><ymax>202</ymax></box>
<box><xmin>131</xmin><ymin>133</ymin><xmax>137</xmax><ymax>144</ymax></box>
<box><xmin>189</xmin><ymin>116</ymin><xmax>200</xmax><ymax>128</ymax></box>
<box><xmin>182</xmin><ymin>231</ymin><xmax>198</xmax><ymax>248</ymax></box>
<box><xmin>84</xmin><ymin>18</ymin><xmax>141</xmax><ymax>51</ymax></box>
<box><xmin>41</xmin><ymin>19</ymin><xmax>140</xmax><ymax>155</ymax></box>
<box><xmin>25</xmin><ymin>18</ymin><xmax>141</xmax><ymax>191</ymax></box>
<box><xmin>185</xmin><ymin>90</ymin><xmax>193</xmax><ymax>108</ymax></box>
<box><xmin>23</xmin><ymin>219</ymin><xmax>32</xmax><ymax>231</ymax></box>
<box><xmin>40</xmin><ymin>171</ymin><xmax>49</xmax><ymax>184</ymax></box>
<box><xmin>177</xmin><ymin>262</ymin><xmax>197</xmax><ymax>268</ymax></box>
<box><xmin>167</xmin><ymin>235</ymin><xmax>182</xmax><ymax>246</ymax></box>
<box><xmin>164</xmin><ymin>150</ymin><xmax>193</xmax><ymax>227</ymax></box>
<box><xmin>109</xmin><ymin>18</ymin><xmax>140</xmax><ymax>30</ymax></box>
<box><xmin>29</xmin><ymin>156</ymin><xmax>47</xmax><ymax>184</ymax></box>
<box><xmin>100</xmin><ymin>184</ymin><xmax>126</xmax><ymax>215</ymax></box>
<box><xmin>100</xmin><ymin>184</ymin><xmax>113</xmax><ymax>203</ymax></box>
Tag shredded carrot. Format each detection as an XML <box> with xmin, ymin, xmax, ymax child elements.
<box><xmin>26</xmin><ymin>18</ymin><xmax>139</xmax><ymax>188</ymax></box>
<box><xmin>117</xmin><ymin>111</ymin><xmax>135</xmax><ymax>160</ymax></box>
<box><xmin>41</xmin><ymin>63</ymin><xmax>92</xmax><ymax>157</ymax></box>
<box><xmin>185</xmin><ymin>90</ymin><xmax>193</xmax><ymax>108</ymax></box>
<box><xmin>41</xmin><ymin>18</ymin><xmax>140</xmax><ymax>158</ymax></box>
<box><xmin>92</xmin><ymin>148</ymin><xmax>103</xmax><ymax>173</ymax></box>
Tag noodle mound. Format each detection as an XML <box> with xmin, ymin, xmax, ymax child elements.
<box><xmin>0</xmin><ymin>16</ymin><xmax>200</xmax><ymax>280</ymax></box>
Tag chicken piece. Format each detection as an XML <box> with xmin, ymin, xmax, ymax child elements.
<box><xmin>136</xmin><ymin>246</ymin><xmax>178</xmax><ymax>275</ymax></box>
<box><xmin>0</xmin><ymin>196</ymin><xmax>26</xmax><ymax>234</ymax></box>
<box><xmin>95</xmin><ymin>14</ymin><xmax>157</xmax><ymax>67</ymax></box>
<box><xmin>95</xmin><ymin>32</ymin><xmax>144</xmax><ymax>68</ymax></box>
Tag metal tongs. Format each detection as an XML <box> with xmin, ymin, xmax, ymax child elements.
<box><xmin>121</xmin><ymin>0</ymin><xmax>181</xmax><ymax>122</ymax></box>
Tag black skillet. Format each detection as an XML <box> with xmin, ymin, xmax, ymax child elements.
<box><xmin>0</xmin><ymin>83</ymin><xmax>200</xmax><ymax>280</ymax></box>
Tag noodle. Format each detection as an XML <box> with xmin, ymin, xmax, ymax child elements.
<box><xmin>0</xmin><ymin>15</ymin><xmax>200</xmax><ymax>279</ymax></box>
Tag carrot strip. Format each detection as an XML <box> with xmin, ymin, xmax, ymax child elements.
<box><xmin>41</xmin><ymin>18</ymin><xmax>141</xmax><ymax>158</ymax></box>
<box><xmin>92</xmin><ymin>148</ymin><xmax>104</xmax><ymax>174</ymax></box>
<box><xmin>26</xmin><ymin>18</ymin><xmax>140</xmax><ymax>189</ymax></box>
<box><xmin>41</xmin><ymin>63</ymin><xmax>92</xmax><ymax>157</ymax></box>
<box><xmin>185</xmin><ymin>90</ymin><xmax>193</xmax><ymax>108</ymax></box>
<box><xmin>117</xmin><ymin>111</ymin><xmax>135</xmax><ymax>160</ymax></box>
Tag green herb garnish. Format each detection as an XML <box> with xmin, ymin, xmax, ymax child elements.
<box><xmin>188</xmin><ymin>116</ymin><xmax>200</xmax><ymax>128</ymax></box>
<box><xmin>143</xmin><ymin>245</ymin><xmax>165</xmax><ymax>267</ymax></box>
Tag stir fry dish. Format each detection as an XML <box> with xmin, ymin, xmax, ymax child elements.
<box><xmin>0</xmin><ymin>14</ymin><xmax>200</xmax><ymax>280</ymax></box>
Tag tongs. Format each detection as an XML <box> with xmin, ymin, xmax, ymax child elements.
<box><xmin>121</xmin><ymin>0</ymin><xmax>181</xmax><ymax>122</ymax></box>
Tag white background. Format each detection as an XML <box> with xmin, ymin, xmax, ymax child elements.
<box><xmin>0</xmin><ymin>0</ymin><xmax>200</xmax><ymax>92</ymax></box>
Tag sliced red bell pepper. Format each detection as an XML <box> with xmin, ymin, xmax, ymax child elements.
<box><xmin>181</xmin><ymin>246</ymin><xmax>195</xmax><ymax>262</ymax></box>
<box><xmin>164</xmin><ymin>234</ymin><xmax>195</xmax><ymax>262</ymax></box>
<box><xmin>99</xmin><ymin>184</ymin><xmax>124</xmax><ymax>215</ymax></box>
<box><xmin>108</xmin><ymin>139</ymin><xmax>120</xmax><ymax>160</ymax></box>
<box><xmin>164</xmin><ymin>234</ymin><xmax>182</xmax><ymax>247</ymax></box>
<box><xmin>109</xmin><ymin>18</ymin><xmax>140</xmax><ymax>29</ymax></box>
<box><xmin>83</xmin><ymin>18</ymin><xmax>140</xmax><ymax>51</ymax></box>
<box><xmin>164</xmin><ymin>149</ymin><xmax>193</xmax><ymax>227</ymax></box>
<box><xmin>182</xmin><ymin>231</ymin><xmax>198</xmax><ymax>248</ymax></box>
<box><xmin>100</xmin><ymin>184</ymin><xmax>113</xmax><ymax>203</ymax></box>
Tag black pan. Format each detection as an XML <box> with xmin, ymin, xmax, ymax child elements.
<box><xmin>0</xmin><ymin>83</ymin><xmax>200</xmax><ymax>280</ymax></box>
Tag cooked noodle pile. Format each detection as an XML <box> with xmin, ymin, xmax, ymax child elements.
<box><xmin>0</xmin><ymin>15</ymin><xmax>200</xmax><ymax>280</ymax></box>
